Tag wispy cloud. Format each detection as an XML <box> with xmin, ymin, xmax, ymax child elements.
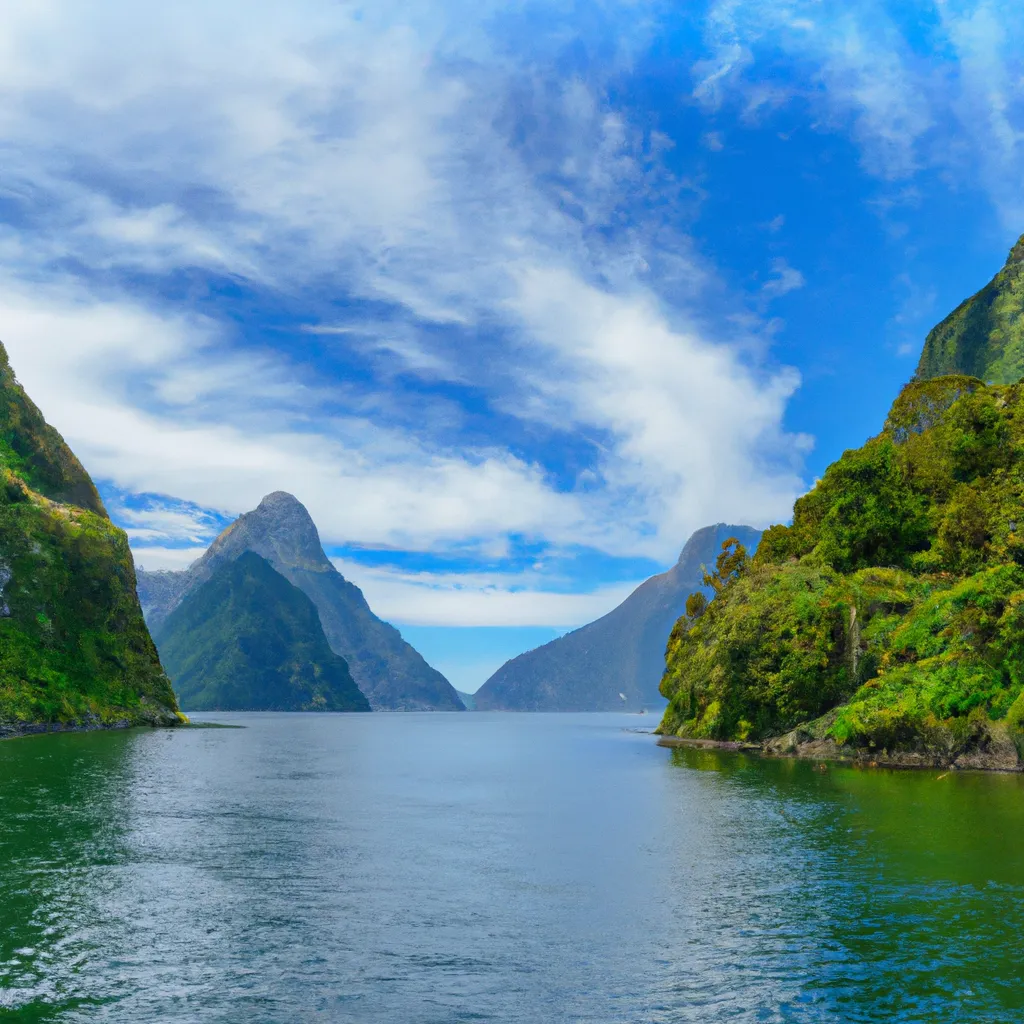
<box><xmin>0</xmin><ymin>0</ymin><xmax>809</xmax><ymax>576</ymax></box>
<box><xmin>331</xmin><ymin>558</ymin><xmax>643</xmax><ymax>628</ymax></box>
<box><xmin>1</xmin><ymin>277</ymin><xmax>585</xmax><ymax>553</ymax></box>
<box><xmin>114</xmin><ymin>505</ymin><xmax>222</xmax><ymax>546</ymax></box>
<box><xmin>694</xmin><ymin>0</ymin><xmax>1024</xmax><ymax>224</ymax></box>
<box><xmin>760</xmin><ymin>258</ymin><xmax>805</xmax><ymax>300</ymax></box>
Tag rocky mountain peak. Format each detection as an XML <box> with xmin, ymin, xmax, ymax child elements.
<box><xmin>210</xmin><ymin>491</ymin><xmax>331</xmax><ymax>572</ymax></box>
<box><xmin>257</xmin><ymin>490</ymin><xmax>307</xmax><ymax>514</ymax></box>
<box><xmin>475</xmin><ymin>521</ymin><xmax>761</xmax><ymax>712</ymax></box>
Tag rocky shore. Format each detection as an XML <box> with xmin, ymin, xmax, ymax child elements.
<box><xmin>0</xmin><ymin>709</ymin><xmax>185</xmax><ymax>741</ymax></box>
<box><xmin>657</xmin><ymin>720</ymin><xmax>1024</xmax><ymax>773</ymax></box>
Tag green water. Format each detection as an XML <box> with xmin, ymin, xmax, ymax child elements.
<box><xmin>2</xmin><ymin>713</ymin><xmax>1024</xmax><ymax>1021</ymax></box>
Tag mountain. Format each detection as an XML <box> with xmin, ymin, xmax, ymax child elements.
<box><xmin>474</xmin><ymin>524</ymin><xmax>762</xmax><ymax>712</ymax></box>
<box><xmin>138</xmin><ymin>492</ymin><xmax>464</xmax><ymax>711</ymax></box>
<box><xmin>154</xmin><ymin>551</ymin><xmax>370</xmax><ymax>712</ymax></box>
<box><xmin>456</xmin><ymin>690</ymin><xmax>477</xmax><ymax>710</ymax></box>
<box><xmin>0</xmin><ymin>342</ymin><xmax>180</xmax><ymax>736</ymax></box>
<box><xmin>916</xmin><ymin>233</ymin><xmax>1024</xmax><ymax>384</ymax></box>
<box><xmin>658</xmin><ymin>363</ymin><xmax>1024</xmax><ymax>769</ymax></box>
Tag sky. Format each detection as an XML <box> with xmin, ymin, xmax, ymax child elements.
<box><xmin>2</xmin><ymin>0</ymin><xmax>1024</xmax><ymax>691</ymax></box>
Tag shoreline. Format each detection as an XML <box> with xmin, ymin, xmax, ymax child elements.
<box><xmin>0</xmin><ymin>712</ymin><xmax>185</xmax><ymax>743</ymax></box>
<box><xmin>655</xmin><ymin>731</ymin><xmax>1024</xmax><ymax>773</ymax></box>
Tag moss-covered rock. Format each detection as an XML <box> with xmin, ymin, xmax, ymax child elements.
<box><xmin>0</xmin><ymin>342</ymin><xmax>180</xmax><ymax>735</ymax></box>
<box><xmin>658</xmin><ymin>371</ymin><xmax>1024</xmax><ymax>767</ymax></box>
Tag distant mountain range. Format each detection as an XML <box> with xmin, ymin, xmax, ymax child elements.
<box><xmin>474</xmin><ymin>523</ymin><xmax>762</xmax><ymax>711</ymax></box>
<box><xmin>138</xmin><ymin>492</ymin><xmax>464</xmax><ymax>711</ymax></box>
<box><xmin>156</xmin><ymin>551</ymin><xmax>370</xmax><ymax>712</ymax></box>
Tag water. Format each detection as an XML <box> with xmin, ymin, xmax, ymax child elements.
<box><xmin>2</xmin><ymin>713</ymin><xmax>1024</xmax><ymax>1022</ymax></box>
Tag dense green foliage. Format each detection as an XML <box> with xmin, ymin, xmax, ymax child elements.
<box><xmin>0</xmin><ymin>346</ymin><xmax>106</xmax><ymax>515</ymax></box>
<box><xmin>659</xmin><ymin>373</ymin><xmax>1024</xmax><ymax>758</ymax></box>
<box><xmin>155</xmin><ymin>551</ymin><xmax>371</xmax><ymax>712</ymax></box>
<box><xmin>0</xmin><ymin>343</ymin><xmax>179</xmax><ymax>731</ymax></box>
<box><xmin>916</xmin><ymin>234</ymin><xmax>1024</xmax><ymax>384</ymax></box>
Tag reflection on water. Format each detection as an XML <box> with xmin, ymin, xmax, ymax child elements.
<box><xmin>2</xmin><ymin>714</ymin><xmax>1024</xmax><ymax>1022</ymax></box>
<box><xmin>657</xmin><ymin>748</ymin><xmax>1024</xmax><ymax>1021</ymax></box>
<box><xmin>0</xmin><ymin>730</ymin><xmax>136</xmax><ymax>1019</ymax></box>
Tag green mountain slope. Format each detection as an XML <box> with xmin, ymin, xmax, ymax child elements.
<box><xmin>0</xmin><ymin>342</ymin><xmax>180</xmax><ymax>735</ymax></box>
<box><xmin>658</xmin><ymin>373</ymin><xmax>1024</xmax><ymax>768</ymax></box>
<box><xmin>916</xmin><ymin>234</ymin><xmax>1024</xmax><ymax>384</ymax></box>
<box><xmin>139</xmin><ymin>492</ymin><xmax>464</xmax><ymax>711</ymax></box>
<box><xmin>155</xmin><ymin>551</ymin><xmax>370</xmax><ymax>712</ymax></box>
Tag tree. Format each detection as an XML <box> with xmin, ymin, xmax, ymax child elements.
<box><xmin>702</xmin><ymin>537</ymin><xmax>750</xmax><ymax>593</ymax></box>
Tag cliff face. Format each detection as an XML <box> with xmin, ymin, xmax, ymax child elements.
<box><xmin>658</xmin><ymin>373</ymin><xmax>1024</xmax><ymax>769</ymax></box>
<box><xmin>155</xmin><ymin>551</ymin><xmax>370</xmax><ymax>712</ymax></box>
<box><xmin>139</xmin><ymin>493</ymin><xmax>464</xmax><ymax>711</ymax></box>
<box><xmin>474</xmin><ymin>524</ymin><xmax>761</xmax><ymax>712</ymax></box>
<box><xmin>915</xmin><ymin>234</ymin><xmax>1024</xmax><ymax>384</ymax></box>
<box><xmin>0</xmin><ymin>342</ymin><xmax>180</xmax><ymax>735</ymax></box>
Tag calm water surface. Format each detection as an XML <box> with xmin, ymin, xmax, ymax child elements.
<box><xmin>2</xmin><ymin>712</ymin><xmax>1024</xmax><ymax>1022</ymax></box>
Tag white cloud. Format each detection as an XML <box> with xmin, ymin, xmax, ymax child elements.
<box><xmin>131</xmin><ymin>546</ymin><xmax>209</xmax><ymax>572</ymax></box>
<box><xmin>331</xmin><ymin>558</ymin><xmax>642</xmax><ymax>627</ymax></box>
<box><xmin>694</xmin><ymin>0</ymin><xmax>1024</xmax><ymax>223</ymax></box>
<box><xmin>303</xmin><ymin>321</ymin><xmax>467</xmax><ymax>383</ymax></box>
<box><xmin>0</xmin><ymin>279</ymin><xmax>587</xmax><ymax>552</ymax></box>
<box><xmin>507</xmin><ymin>266</ymin><xmax>808</xmax><ymax>551</ymax></box>
<box><xmin>0</xmin><ymin>0</ymin><xmax>810</xmax><ymax>567</ymax></box>
<box><xmin>761</xmin><ymin>258</ymin><xmax>805</xmax><ymax>300</ymax></box>
<box><xmin>938</xmin><ymin>3</ymin><xmax>1024</xmax><ymax>227</ymax></box>
<box><xmin>693</xmin><ymin>3</ymin><xmax>932</xmax><ymax>178</ymax></box>
<box><xmin>112</xmin><ymin>502</ymin><xmax>223</xmax><ymax>546</ymax></box>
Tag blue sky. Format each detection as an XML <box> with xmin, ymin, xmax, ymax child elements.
<box><xmin>2</xmin><ymin>0</ymin><xmax>1023</xmax><ymax>690</ymax></box>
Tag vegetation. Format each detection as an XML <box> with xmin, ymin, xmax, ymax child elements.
<box><xmin>0</xmin><ymin>343</ymin><xmax>179</xmax><ymax>732</ymax></box>
<box><xmin>916</xmin><ymin>233</ymin><xmax>1024</xmax><ymax>384</ymax></box>
<box><xmin>155</xmin><ymin>551</ymin><xmax>371</xmax><ymax>712</ymax></box>
<box><xmin>658</xmin><ymin>372</ymin><xmax>1024</xmax><ymax>762</ymax></box>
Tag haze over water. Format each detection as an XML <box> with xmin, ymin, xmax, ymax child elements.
<box><xmin>2</xmin><ymin>713</ymin><xmax>1023</xmax><ymax>1022</ymax></box>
